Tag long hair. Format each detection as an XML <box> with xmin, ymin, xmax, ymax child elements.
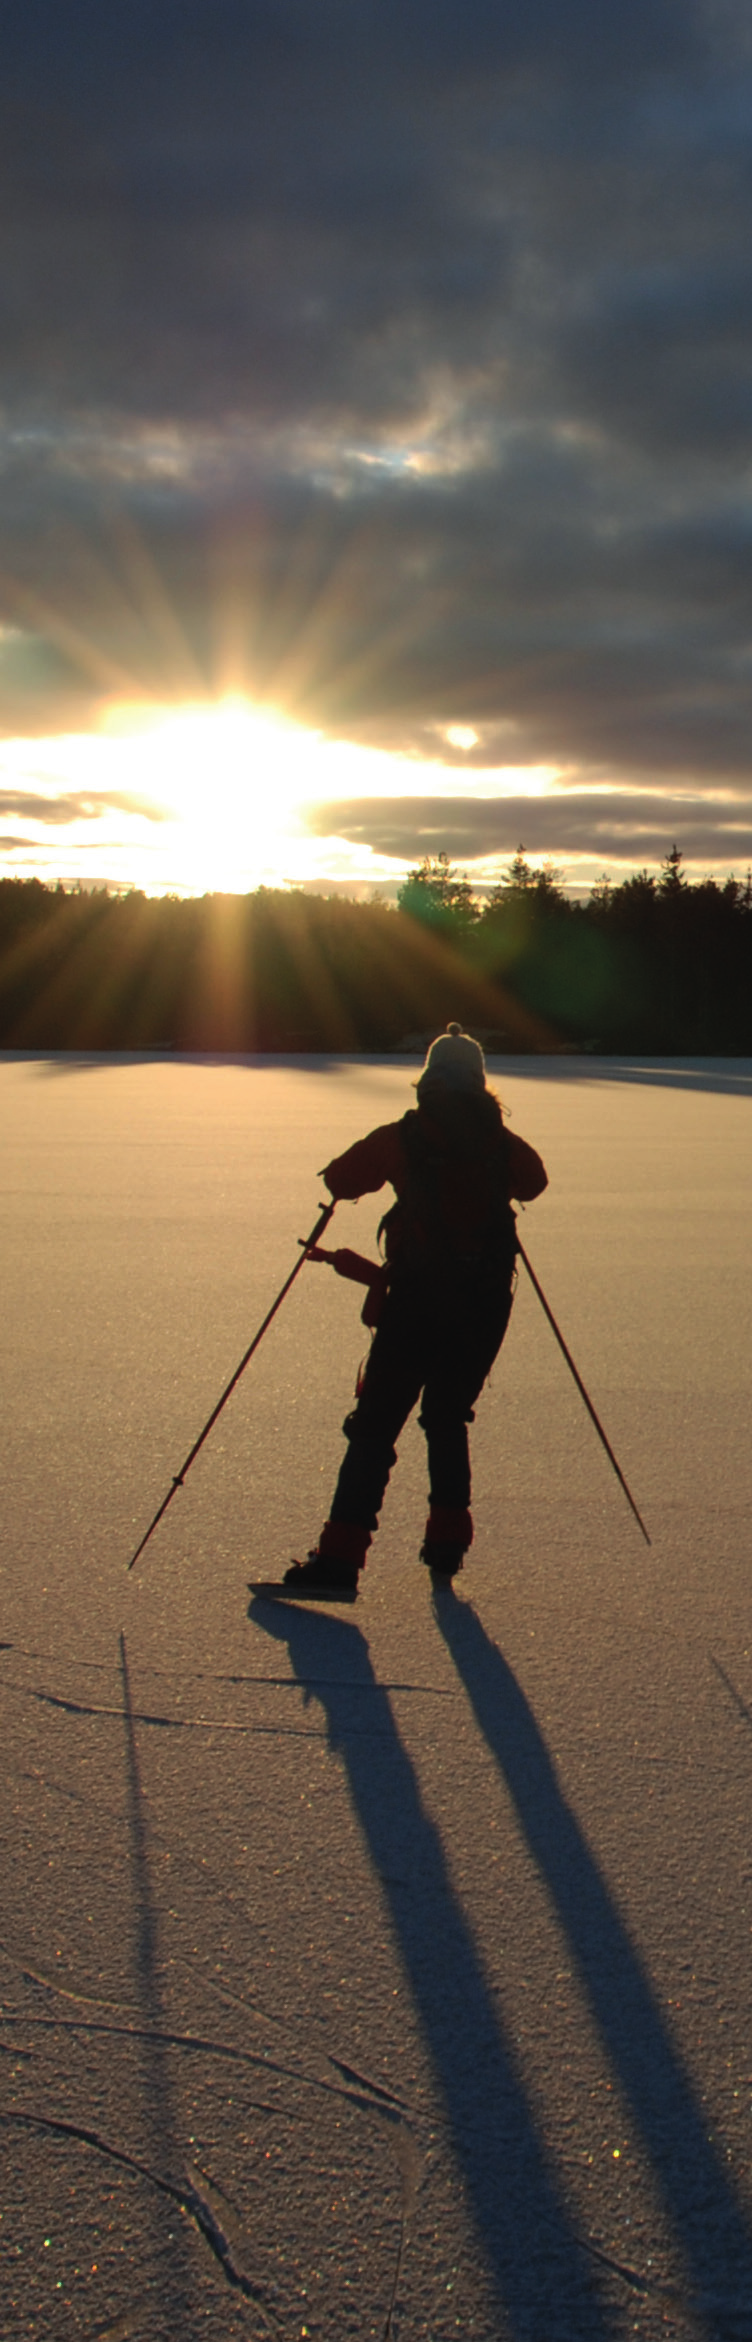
<box><xmin>382</xmin><ymin>1081</ymin><xmax>516</xmax><ymax>1272</ymax></box>
<box><xmin>414</xmin><ymin>1078</ymin><xmax>507</xmax><ymax>1159</ymax></box>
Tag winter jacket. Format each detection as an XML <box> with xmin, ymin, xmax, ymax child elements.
<box><xmin>323</xmin><ymin>1112</ymin><xmax>547</xmax><ymax>1211</ymax></box>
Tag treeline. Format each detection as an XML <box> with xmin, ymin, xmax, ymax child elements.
<box><xmin>0</xmin><ymin>846</ymin><xmax>751</xmax><ymax>1052</ymax></box>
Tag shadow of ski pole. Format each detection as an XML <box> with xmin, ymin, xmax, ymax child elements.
<box><xmin>119</xmin><ymin>1631</ymin><xmax>202</xmax><ymax>2333</ymax></box>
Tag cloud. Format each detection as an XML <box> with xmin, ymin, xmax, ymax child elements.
<box><xmin>306</xmin><ymin>788</ymin><xmax>752</xmax><ymax>867</ymax></box>
<box><xmin>0</xmin><ymin>0</ymin><xmax>751</xmax><ymax>858</ymax></box>
<box><xmin>3</xmin><ymin>442</ymin><xmax>752</xmax><ymax>794</ymax></box>
<box><xmin>0</xmin><ymin>1</ymin><xmax>723</xmax><ymax>441</ymax></box>
<box><xmin>0</xmin><ymin>788</ymin><xmax>168</xmax><ymax>825</ymax></box>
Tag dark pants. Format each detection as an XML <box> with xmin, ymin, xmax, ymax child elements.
<box><xmin>329</xmin><ymin>1263</ymin><xmax>514</xmax><ymax>1534</ymax></box>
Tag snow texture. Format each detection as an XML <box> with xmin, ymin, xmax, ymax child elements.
<box><xmin>2</xmin><ymin>1051</ymin><xmax>752</xmax><ymax>2341</ymax></box>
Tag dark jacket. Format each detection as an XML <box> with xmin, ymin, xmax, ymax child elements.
<box><xmin>323</xmin><ymin>1097</ymin><xmax>547</xmax><ymax>1274</ymax></box>
<box><xmin>324</xmin><ymin>1106</ymin><xmax>547</xmax><ymax>1208</ymax></box>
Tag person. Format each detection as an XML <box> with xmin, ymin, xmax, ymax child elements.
<box><xmin>282</xmin><ymin>1023</ymin><xmax>548</xmax><ymax>1599</ymax></box>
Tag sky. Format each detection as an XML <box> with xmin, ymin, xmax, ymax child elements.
<box><xmin>2</xmin><ymin>0</ymin><xmax>752</xmax><ymax>899</ymax></box>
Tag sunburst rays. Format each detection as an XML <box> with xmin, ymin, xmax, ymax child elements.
<box><xmin>0</xmin><ymin>492</ymin><xmax>558</xmax><ymax>899</ymax></box>
<box><xmin>0</xmin><ymin>881</ymin><xmax>553</xmax><ymax>1052</ymax></box>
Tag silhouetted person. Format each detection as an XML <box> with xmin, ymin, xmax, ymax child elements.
<box><xmin>282</xmin><ymin>1024</ymin><xmax>547</xmax><ymax>1599</ymax></box>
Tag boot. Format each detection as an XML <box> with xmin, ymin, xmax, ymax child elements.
<box><xmin>282</xmin><ymin>1519</ymin><xmax>370</xmax><ymax>1601</ymax></box>
<box><xmin>420</xmin><ymin>1505</ymin><xmax>473</xmax><ymax>1580</ymax></box>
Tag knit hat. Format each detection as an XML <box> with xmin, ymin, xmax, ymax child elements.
<box><xmin>417</xmin><ymin>1021</ymin><xmax>486</xmax><ymax>1096</ymax></box>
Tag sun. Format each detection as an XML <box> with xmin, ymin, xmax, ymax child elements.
<box><xmin>105</xmin><ymin>696</ymin><xmax>323</xmax><ymax>882</ymax></box>
<box><xmin>95</xmin><ymin>696</ymin><xmax>565</xmax><ymax>893</ymax></box>
<box><xmin>94</xmin><ymin>694</ymin><xmax>383</xmax><ymax>891</ymax></box>
<box><xmin>1</xmin><ymin>688</ymin><xmax>565</xmax><ymax>894</ymax></box>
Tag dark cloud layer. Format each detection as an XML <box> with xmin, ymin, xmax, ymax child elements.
<box><xmin>2</xmin><ymin>1</ymin><xmax>752</xmax><ymax>869</ymax></box>
<box><xmin>0</xmin><ymin>788</ymin><xmax>167</xmax><ymax>826</ymax></box>
<box><xmin>306</xmin><ymin>791</ymin><xmax>752</xmax><ymax>869</ymax></box>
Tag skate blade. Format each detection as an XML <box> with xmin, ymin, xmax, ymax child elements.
<box><xmin>248</xmin><ymin>1579</ymin><xmax>358</xmax><ymax>1605</ymax></box>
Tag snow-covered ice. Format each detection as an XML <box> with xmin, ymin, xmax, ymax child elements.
<box><xmin>2</xmin><ymin>1051</ymin><xmax>752</xmax><ymax>2340</ymax></box>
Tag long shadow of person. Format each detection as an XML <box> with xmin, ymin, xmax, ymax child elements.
<box><xmin>249</xmin><ymin>1594</ymin><xmax>617</xmax><ymax>2341</ymax></box>
<box><xmin>433</xmin><ymin>1585</ymin><xmax>752</xmax><ymax>2323</ymax></box>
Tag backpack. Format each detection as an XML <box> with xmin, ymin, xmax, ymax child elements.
<box><xmin>380</xmin><ymin>1098</ymin><xmax>517</xmax><ymax>1281</ymax></box>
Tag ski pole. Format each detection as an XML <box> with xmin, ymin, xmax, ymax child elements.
<box><xmin>127</xmin><ymin>1198</ymin><xmax>337</xmax><ymax>1572</ymax></box>
<box><xmin>516</xmin><ymin>1239</ymin><xmax>651</xmax><ymax>1547</ymax></box>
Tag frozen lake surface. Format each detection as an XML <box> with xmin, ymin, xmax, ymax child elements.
<box><xmin>2</xmin><ymin>1051</ymin><xmax>752</xmax><ymax>2340</ymax></box>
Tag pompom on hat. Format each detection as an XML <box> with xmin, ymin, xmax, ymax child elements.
<box><xmin>417</xmin><ymin>1021</ymin><xmax>486</xmax><ymax>1097</ymax></box>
